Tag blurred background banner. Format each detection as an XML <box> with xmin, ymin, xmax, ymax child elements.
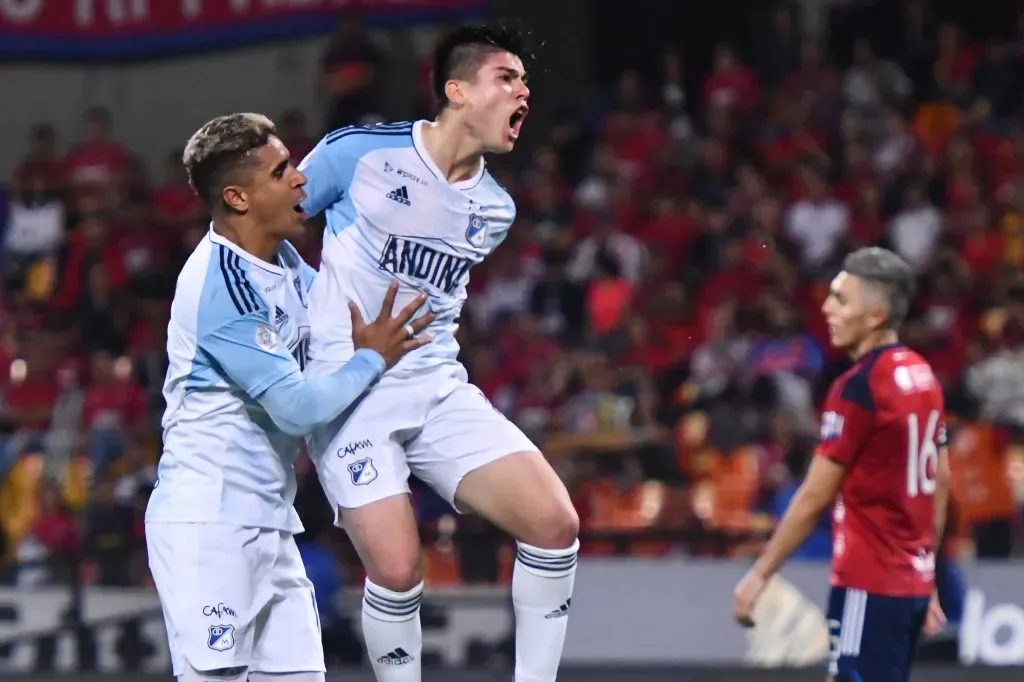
<box><xmin>0</xmin><ymin>0</ymin><xmax>486</xmax><ymax>61</ymax></box>
<box><xmin>3</xmin><ymin>559</ymin><xmax>1024</xmax><ymax>672</ymax></box>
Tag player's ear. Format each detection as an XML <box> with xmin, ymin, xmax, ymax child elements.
<box><xmin>865</xmin><ymin>300</ymin><xmax>889</xmax><ymax>331</ymax></box>
<box><xmin>221</xmin><ymin>184</ymin><xmax>249</xmax><ymax>214</ymax></box>
<box><xmin>444</xmin><ymin>79</ymin><xmax>467</xmax><ymax>108</ymax></box>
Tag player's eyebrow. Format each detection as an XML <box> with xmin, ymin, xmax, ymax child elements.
<box><xmin>270</xmin><ymin>159</ymin><xmax>288</xmax><ymax>177</ymax></box>
<box><xmin>496</xmin><ymin>65</ymin><xmax>526</xmax><ymax>81</ymax></box>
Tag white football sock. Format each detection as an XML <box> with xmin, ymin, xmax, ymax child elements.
<box><xmin>512</xmin><ymin>539</ymin><xmax>579</xmax><ymax>682</ymax></box>
<box><xmin>361</xmin><ymin>579</ymin><xmax>423</xmax><ymax>682</ymax></box>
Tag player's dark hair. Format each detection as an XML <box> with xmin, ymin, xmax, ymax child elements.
<box><xmin>431</xmin><ymin>22</ymin><xmax>536</xmax><ymax>111</ymax></box>
<box><xmin>182</xmin><ymin>113</ymin><xmax>276</xmax><ymax>209</ymax></box>
<box><xmin>843</xmin><ymin>247</ymin><xmax>915</xmax><ymax>329</ymax></box>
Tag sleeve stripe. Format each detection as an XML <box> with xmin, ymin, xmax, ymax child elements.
<box><xmin>225</xmin><ymin>249</ymin><xmax>254</xmax><ymax>313</ymax></box>
<box><xmin>233</xmin><ymin>253</ymin><xmax>262</xmax><ymax>311</ymax></box>
<box><xmin>325</xmin><ymin>124</ymin><xmax>413</xmax><ymax>146</ymax></box>
<box><xmin>218</xmin><ymin>245</ymin><xmax>246</xmax><ymax>315</ymax></box>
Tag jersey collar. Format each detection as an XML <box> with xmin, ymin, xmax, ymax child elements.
<box><xmin>856</xmin><ymin>342</ymin><xmax>905</xmax><ymax>365</ymax></box>
<box><xmin>413</xmin><ymin>120</ymin><xmax>485</xmax><ymax>190</ymax></box>
<box><xmin>208</xmin><ymin>225</ymin><xmax>286</xmax><ymax>277</ymax></box>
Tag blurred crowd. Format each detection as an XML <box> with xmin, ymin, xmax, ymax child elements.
<box><xmin>1</xmin><ymin>2</ymin><xmax>1024</xmax><ymax>600</ymax></box>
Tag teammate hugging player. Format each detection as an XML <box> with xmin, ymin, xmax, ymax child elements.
<box><xmin>297</xmin><ymin>24</ymin><xmax>579</xmax><ymax>682</ymax></box>
<box><xmin>732</xmin><ymin>247</ymin><xmax>950</xmax><ymax>682</ymax></box>
<box><xmin>146</xmin><ymin>113</ymin><xmax>433</xmax><ymax>682</ymax></box>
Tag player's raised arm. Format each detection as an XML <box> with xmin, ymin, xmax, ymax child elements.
<box><xmin>200</xmin><ymin>286</ymin><xmax>434</xmax><ymax>437</ymax></box>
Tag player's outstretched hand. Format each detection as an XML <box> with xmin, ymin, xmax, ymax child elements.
<box><xmin>349</xmin><ymin>281</ymin><xmax>435</xmax><ymax>369</ymax></box>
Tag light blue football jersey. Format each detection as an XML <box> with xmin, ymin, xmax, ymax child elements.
<box><xmin>298</xmin><ymin>120</ymin><xmax>516</xmax><ymax>375</ymax></box>
<box><xmin>147</xmin><ymin>230</ymin><xmax>316</xmax><ymax>532</ymax></box>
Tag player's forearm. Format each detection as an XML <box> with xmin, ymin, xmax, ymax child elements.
<box><xmin>933</xmin><ymin>447</ymin><xmax>951</xmax><ymax>545</ymax></box>
<box><xmin>258</xmin><ymin>349</ymin><xmax>386</xmax><ymax>436</ymax></box>
<box><xmin>753</xmin><ymin>486</ymin><xmax>829</xmax><ymax>580</ymax></box>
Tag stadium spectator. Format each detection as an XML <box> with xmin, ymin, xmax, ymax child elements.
<box><xmin>319</xmin><ymin>16</ymin><xmax>387</xmax><ymax>130</ymax></box>
<box><xmin>81</xmin><ymin>352</ymin><xmax>147</xmax><ymax>476</ymax></box>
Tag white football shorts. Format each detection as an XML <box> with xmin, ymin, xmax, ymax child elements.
<box><xmin>306</xmin><ymin>361</ymin><xmax>537</xmax><ymax>517</ymax></box>
<box><xmin>145</xmin><ymin>522</ymin><xmax>325</xmax><ymax>677</ymax></box>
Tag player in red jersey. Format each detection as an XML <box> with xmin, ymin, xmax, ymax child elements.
<box><xmin>732</xmin><ymin>247</ymin><xmax>950</xmax><ymax>682</ymax></box>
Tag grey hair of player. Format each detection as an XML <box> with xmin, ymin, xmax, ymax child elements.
<box><xmin>182</xmin><ymin>113</ymin><xmax>276</xmax><ymax>208</ymax></box>
<box><xmin>842</xmin><ymin>247</ymin><xmax>915</xmax><ymax>329</ymax></box>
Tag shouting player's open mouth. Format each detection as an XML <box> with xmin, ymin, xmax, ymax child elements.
<box><xmin>508</xmin><ymin>105</ymin><xmax>529</xmax><ymax>141</ymax></box>
<box><xmin>293</xmin><ymin>192</ymin><xmax>307</xmax><ymax>220</ymax></box>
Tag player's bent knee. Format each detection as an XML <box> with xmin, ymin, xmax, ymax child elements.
<box><xmin>348</xmin><ymin>516</ymin><xmax>422</xmax><ymax>590</ymax></box>
<box><xmin>248</xmin><ymin>672</ymin><xmax>326</xmax><ymax>682</ymax></box>
<box><xmin>341</xmin><ymin>497</ymin><xmax>423</xmax><ymax>591</ymax></box>
<box><xmin>520</xmin><ymin>499</ymin><xmax>579</xmax><ymax>550</ymax></box>
<box><xmin>366</xmin><ymin>553</ymin><xmax>422</xmax><ymax>591</ymax></box>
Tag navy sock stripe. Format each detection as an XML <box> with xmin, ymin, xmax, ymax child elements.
<box><xmin>516</xmin><ymin>553</ymin><xmax>577</xmax><ymax>568</ymax></box>
<box><xmin>516</xmin><ymin>548</ymin><xmax>581</xmax><ymax>561</ymax></box>
<box><xmin>364</xmin><ymin>597</ymin><xmax>420</xmax><ymax>617</ymax></box>
<box><xmin>515</xmin><ymin>552</ymin><xmax>577</xmax><ymax>570</ymax></box>
<box><xmin>364</xmin><ymin>592</ymin><xmax>421</xmax><ymax>617</ymax></box>
<box><xmin>516</xmin><ymin>545</ymin><xmax>578</xmax><ymax>562</ymax></box>
<box><xmin>364</xmin><ymin>588</ymin><xmax>422</xmax><ymax>609</ymax></box>
<box><xmin>516</xmin><ymin>548</ymin><xmax>578</xmax><ymax>567</ymax></box>
<box><xmin>365</xmin><ymin>585</ymin><xmax>422</xmax><ymax>608</ymax></box>
<box><xmin>516</xmin><ymin>553</ymin><xmax>578</xmax><ymax>574</ymax></box>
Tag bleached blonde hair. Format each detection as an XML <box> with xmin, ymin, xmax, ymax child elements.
<box><xmin>182</xmin><ymin>113</ymin><xmax>276</xmax><ymax>206</ymax></box>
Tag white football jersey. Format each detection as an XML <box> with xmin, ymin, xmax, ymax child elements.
<box><xmin>298</xmin><ymin>120</ymin><xmax>515</xmax><ymax>375</ymax></box>
<box><xmin>146</xmin><ymin>229</ymin><xmax>314</xmax><ymax>532</ymax></box>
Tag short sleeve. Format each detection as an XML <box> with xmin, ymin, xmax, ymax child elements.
<box><xmin>297</xmin><ymin>124</ymin><xmax>413</xmax><ymax>219</ymax></box>
<box><xmin>297</xmin><ymin>135</ymin><xmax>352</xmax><ymax>217</ymax></box>
<box><xmin>815</xmin><ymin>372</ymin><xmax>875</xmax><ymax>468</ymax></box>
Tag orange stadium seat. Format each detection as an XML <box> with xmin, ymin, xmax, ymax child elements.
<box><xmin>582</xmin><ymin>478</ymin><xmax>669</xmax><ymax>556</ymax></box>
<box><xmin>697</xmin><ymin>446</ymin><xmax>762</xmax><ymax>532</ymax></box>
<box><xmin>422</xmin><ymin>543</ymin><xmax>463</xmax><ymax>587</ymax></box>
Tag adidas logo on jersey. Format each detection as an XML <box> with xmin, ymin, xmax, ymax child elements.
<box><xmin>274</xmin><ymin>306</ymin><xmax>289</xmax><ymax>327</ymax></box>
<box><xmin>386</xmin><ymin>185</ymin><xmax>411</xmax><ymax>206</ymax></box>
<box><xmin>377</xmin><ymin>647</ymin><xmax>415</xmax><ymax>665</ymax></box>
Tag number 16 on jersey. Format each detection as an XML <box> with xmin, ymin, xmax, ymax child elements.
<box><xmin>906</xmin><ymin>410</ymin><xmax>942</xmax><ymax>498</ymax></box>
